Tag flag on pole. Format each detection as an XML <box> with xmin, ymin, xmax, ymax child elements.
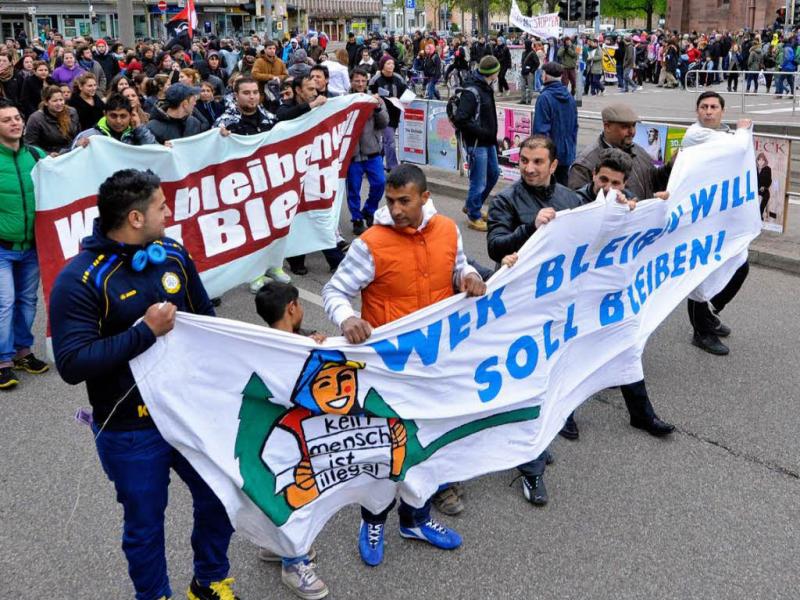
<box><xmin>166</xmin><ymin>0</ymin><xmax>197</xmax><ymax>48</ymax></box>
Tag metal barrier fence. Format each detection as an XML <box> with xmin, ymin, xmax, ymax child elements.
<box><xmin>684</xmin><ymin>68</ymin><xmax>798</xmax><ymax>116</ymax></box>
<box><xmin>397</xmin><ymin>98</ymin><xmax>799</xmax><ymax>227</ymax></box>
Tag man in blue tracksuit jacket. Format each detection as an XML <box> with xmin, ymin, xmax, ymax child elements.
<box><xmin>49</xmin><ymin>169</ymin><xmax>241</xmax><ymax>600</ymax></box>
<box><xmin>533</xmin><ymin>61</ymin><xmax>578</xmax><ymax>187</ymax></box>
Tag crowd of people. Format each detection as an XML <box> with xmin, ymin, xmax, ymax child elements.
<box><xmin>0</xmin><ymin>21</ymin><xmax>763</xmax><ymax>600</ymax></box>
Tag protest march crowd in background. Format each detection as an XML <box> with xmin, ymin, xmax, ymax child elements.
<box><xmin>0</xmin><ymin>10</ymin><xmax>773</xmax><ymax>600</ymax></box>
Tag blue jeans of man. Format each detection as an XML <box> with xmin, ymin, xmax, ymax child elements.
<box><xmin>517</xmin><ymin>449</ymin><xmax>553</xmax><ymax>478</ymax></box>
<box><xmin>425</xmin><ymin>77</ymin><xmax>440</xmax><ymax>100</ymax></box>
<box><xmin>346</xmin><ymin>155</ymin><xmax>385</xmax><ymax>222</ymax></box>
<box><xmin>361</xmin><ymin>497</ymin><xmax>432</xmax><ymax>527</ymax></box>
<box><xmin>0</xmin><ymin>247</ymin><xmax>39</xmax><ymax>366</ymax></box>
<box><xmin>775</xmin><ymin>72</ymin><xmax>794</xmax><ymax>95</ymax></box>
<box><xmin>622</xmin><ymin>68</ymin><xmax>638</xmax><ymax>91</ymax></box>
<box><xmin>382</xmin><ymin>126</ymin><xmax>398</xmax><ymax>170</ymax></box>
<box><xmin>93</xmin><ymin>425</ymin><xmax>234</xmax><ymax>600</ymax></box>
<box><xmin>465</xmin><ymin>145</ymin><xmax>500</xmax><ymax>221</ymax></box>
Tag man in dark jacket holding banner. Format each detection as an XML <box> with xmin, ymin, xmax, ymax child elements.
<box><xmin>50</xmin><ymin>169</ymin><xmax>241</xmax><ymax>600</ymax></box>
<box><xmin>487</xmin><ymin>134</ymin><xmax>582</xmax><ymax>506</ymax></box>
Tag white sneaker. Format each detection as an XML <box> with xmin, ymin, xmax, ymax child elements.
<box><xmin>281</xmin><ymin>560</ymin><xmax>329</xmax><ymax>599</ymax></box>
<box><xmin>637</xmin><ymin>86</ymin><xmax>643</xmax><ymax>91</ymax></box>
<box><xmin>265</xmin><ymin>266</ymin><xmax>291</xmax><ymax>284</ymax></box>
<box><xmin>249</xmin><ymin>274</ymin><xmax>268</xmax><ymax>294</ymax></box>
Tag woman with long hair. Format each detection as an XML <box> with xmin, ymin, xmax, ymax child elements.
<box><xmin>23</xmin><ymin>84</ymin><xmax>80</xmax><ymax>154</ymax></box>
<box><xmin>143</xmin><ymin>73</ymin><xmax>170</xmax><ymax>114</ymax></box>
<box><xmin>120</xmin><ymin>86</ymin><xmax>149</xmax><ymax>126</ymax></box>
<box><xmin>19</xmin><ymin>60</ymin><xmax>50</xmax><ymax>117</ymax></box>
<box><xmin>0</xmin><ymin>52</ymin><xmax>19</xmax><ymax>102</ymax></box>
<box><xmin>105</xmin><ymin>73</ymin><xmax>132</xmax><ymax>101</ymax></box>
<box><xmin>68</xmin><ymin>72</ymin><xmax>105</xmax><ymax>131</ymax></box>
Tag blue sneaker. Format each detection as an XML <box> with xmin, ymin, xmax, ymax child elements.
<box><xmin>399</xmin><ymin>519</ymin><xmax>462</xmax><ymax>550</ymax></box>
<box><xmin>358</xmin><ymin>520</ymin><xmax>385</xmax><ymax>566</ymax></box>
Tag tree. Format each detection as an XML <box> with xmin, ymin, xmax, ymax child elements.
<box><xmin>601</xmin><ymin>0</ymin><xmax>667</xmax><ymax>31</ymax></box>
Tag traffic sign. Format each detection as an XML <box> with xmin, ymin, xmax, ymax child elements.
<box><xmin>405</xmin><ymin>0</ymin><xmax>415</xmax><ymax>9</ymax></box>
<box><xmin>158</xmin><ymin>0</ymin><xmax>167</xmax><ymax>11</ymax></box>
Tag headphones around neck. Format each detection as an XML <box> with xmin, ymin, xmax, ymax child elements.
<box><xmin>131</xmin><ymin>243</ymin><xmax>167</xmax><ymax>272</ymax></box>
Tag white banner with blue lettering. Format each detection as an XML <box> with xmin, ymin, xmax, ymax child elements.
<box><xmin>131</xmin><ymin>130</ymin><xmax>760</xmax><ymax>557</ymax></box>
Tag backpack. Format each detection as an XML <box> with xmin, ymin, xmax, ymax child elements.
<box><xmin>446</xmin><ymin>86</ymin><xmax>480</xmax><ymax>130</ymax></box>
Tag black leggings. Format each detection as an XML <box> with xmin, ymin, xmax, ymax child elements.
<box><xmin>687</xmin><ymin>261</ymin><xmax>749</xmax><ymax>335</ymax></box>
<box><xmin>498</xmin><ymin>67</ymin><xmax>509</xmax><ymax>93</ymax></box>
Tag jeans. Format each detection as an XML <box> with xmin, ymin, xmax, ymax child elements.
<box><xmin>425</xmin><ymin>77</ymin><xmax>440</xmax><ymax>100</ymax></box>
<box><xmin>534</xmin><ymin>69</ymin><xmax>543</xmax><ymax>91</ymax></box>
<box><xmin>589</xmin><ymin>73</ymin><xmax>605</xmax><ymax>95</ymax></box>
<box><xmin>382</xmin><ymin>126</ymin><xmax>398</xmax><ymax>170</ymax></box>
<box><xmin>775</xmin><ymin>72</ymin><xmax>794</xmax><ymax>95</ymax></box>
<box><xmin>517</xmin><ymin>449</ymin><xmax>552</xmax><ymax>478</ymax></box>
<box><xmin>346</xmin><ymin>156</ymin><xmax>385</xmax><ymax>222</ymax></box>
<box><xmin>93</xmin><ymin>425</ymin><xmax>233</xmax><ymax>600</ymax></box>
<box><xmin>0</xmin><ymin>247</ymin><xmax>39</xmax><ymax>365</ymax></box>
<box><xmin>361</xmin><ymin>498</ymin><xmax>432</xmax><ymax>528</ymax></box>
<box><xmin>745</xmin><ymin>73</ymin><xmax>759</xmax><ymax>93</ymax></box>
<box><xmin>561</xmin><ymin>67</ymin><xmax>577</xmax><ymax>95</ymax></box>
<box><xmin>465</xmin><ymin>145</ymin><xmax>500</xmax><ymax>221</ymax></box>
<box><xmin>622</xmin><ymin>68</ymin><xmax>638</xmax><ymax>91</ymax></box>
<box><xmin>687</xmin><ymin>261</ymin><xmax>749</xmax><ymax>335</ymax></box>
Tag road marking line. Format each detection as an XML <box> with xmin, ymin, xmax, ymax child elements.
<box><xmin>750</xmin><ymin>106</ymin><xmax>797</xmax><ymax>114</ymax></box>
<box><xmin>298</xmin><ymin>287</ymin><xmax>325</xmax><ymax>308</ymax></box>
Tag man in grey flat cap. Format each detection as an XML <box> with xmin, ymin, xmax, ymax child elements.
<box><xmin>568</xmin><ymin>103</ymin><xmax>671</xmax><ymax>201</ymax></box>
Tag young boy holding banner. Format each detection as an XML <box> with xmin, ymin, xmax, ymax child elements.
<box><xmin>321</xmin><ymin>164</ymin><xmax>487</xmax><ymax>566</ymax></box>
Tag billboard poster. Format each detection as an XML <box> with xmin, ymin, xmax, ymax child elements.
<box><xmin>398</xmin><ymin>100</ymin><xmax>427</xmax><ymax>165</ymax></box>
<box><xmin>427</xmin><ymin>102</ymin><xmax>459</xmax><ymax>171</ymax></box>
<box><xmin>634</xmin><ymin>122</ymin><xmax>669</xmax><ymax>166</ymax></box>
<box><xmin>664</xmin><ymin>126</ymin><xmax>685</xmax><ymax>164</ymax></box>
<box><xmin>496</xmin><ymin>108</ymin><xmax>532</xmax><ymax>181</ymax></box>
<box><xmin>754</xmin><ymin>135</ymin><xmax>791</xmax><ymax>233</ymax></box>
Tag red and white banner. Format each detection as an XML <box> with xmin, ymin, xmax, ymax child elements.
<box><xmin>33</xmin><ymin>95</ymin><xmax>374</xmax><ymax>305</ymax></box>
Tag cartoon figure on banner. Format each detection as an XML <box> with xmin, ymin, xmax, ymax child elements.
<box><xmin>234</xmin><ymin>349</ymin><xmax>539</xmax><ymax>526</ymax></box>
<box><xmin>260</xmin><ymin>350</ymin><xmax>406</xmax><ymax>509</ymax></box>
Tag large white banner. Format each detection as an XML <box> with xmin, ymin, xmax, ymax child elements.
<box><xmin>131</xmin><ymin>131</ymin><xmax>760</xmax><ymax>557</ymax></box>
<box><xmin>33</xmin><ymin>95</ymin><xmax>374</xmax><ymax>303</ymax></box>
<box><xmin>509</xmin><ymin>4</ymin><xmax>560</xmax><ymax>39</ymax></box>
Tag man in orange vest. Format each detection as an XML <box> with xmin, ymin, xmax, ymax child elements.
<box><xmin>322</xmin><ymin>163</ymin><xmax>486</xmax><ymax>567</ymax></box>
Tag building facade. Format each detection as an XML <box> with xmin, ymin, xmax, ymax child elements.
<box><xmin>666</xmin><ymin>0</ymin><xmax>785</xmax><ymax>33</ymax></box>
<box><xmin>0</xmin><ymin>0</ymin><xmax>381</xmax><ymax>43</ymax></box>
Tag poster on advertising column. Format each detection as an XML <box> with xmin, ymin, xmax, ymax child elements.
<box><xmin>496</xmin><ymin>107</ymin><xmax>532</xmax><ymax>181</ymax></box>
<box><xmin>754</xmin><ymin>135</ymin><xmax>791</xmax><ymax>233</ymax></box>
<box><xmin>633</xmin><ymin>122</ymin><xmax>669</xmax><ymax>166</ymax></box>
<box><xmin>398</xmin><ymin>100</ymin><xmax>427</xmax><ymax>165</ymax></box>
<box><xmin>427</xmin><ymin>102</ymin><xmax>458</xmax><ymax>171</ymax></box>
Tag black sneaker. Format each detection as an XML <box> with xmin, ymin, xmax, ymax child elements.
<box><xmin>13</xmin><ymin>353</ymin><xmax>49</xmax><ymax>374</ymax></box>
<box><xmin>352</xmin><ymin>220</ymin><xmax>366</xmax><ymax>235</ymax></box>
<box><xmin>186</xmin><ymin>576</ymin><xmax>240</xmax><ymax>600</ymax></box>
<box><xmin>558</xmin><ymin>414</ymin><xmax>579</xmax><ymax>440</ymax></box>
<box><xmin>0</xmin><ymin>367</ymin><xmax>20</xmax><ymax>389</ymax></box>
<box><xmin>521</xmin><ymin>475</ymin><xmax>548</xmax><ymax>506</ymax></box>
<box><xmin>709</xmin><ymin>315</ymin><xmax>731</xmax><ymax>337</ymax></box>
<box><xmin>692</xmin><ymin>332</ymin><xmax>729</xmax><ymax>356</ymax></box>
<box><xmin>364</xmin><ymin>213</ymin><xmax>374</xmax><ymax>227</ymax></box>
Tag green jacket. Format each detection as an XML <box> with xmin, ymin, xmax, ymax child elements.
<box><xmin>558</xmin><ymin>45</ymin><xmax>578</xmax><ymax>69</ymax></box>
<box><xmin>0</xmin><ymin>143</ymin><xmax>45</xmax><ymax>250</ymax></box>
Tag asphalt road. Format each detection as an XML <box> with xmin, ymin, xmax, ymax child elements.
<box><xmin>2</xmin><ymin>178</ymin><xmax>799</xmax><ymax>599</ymax></box>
